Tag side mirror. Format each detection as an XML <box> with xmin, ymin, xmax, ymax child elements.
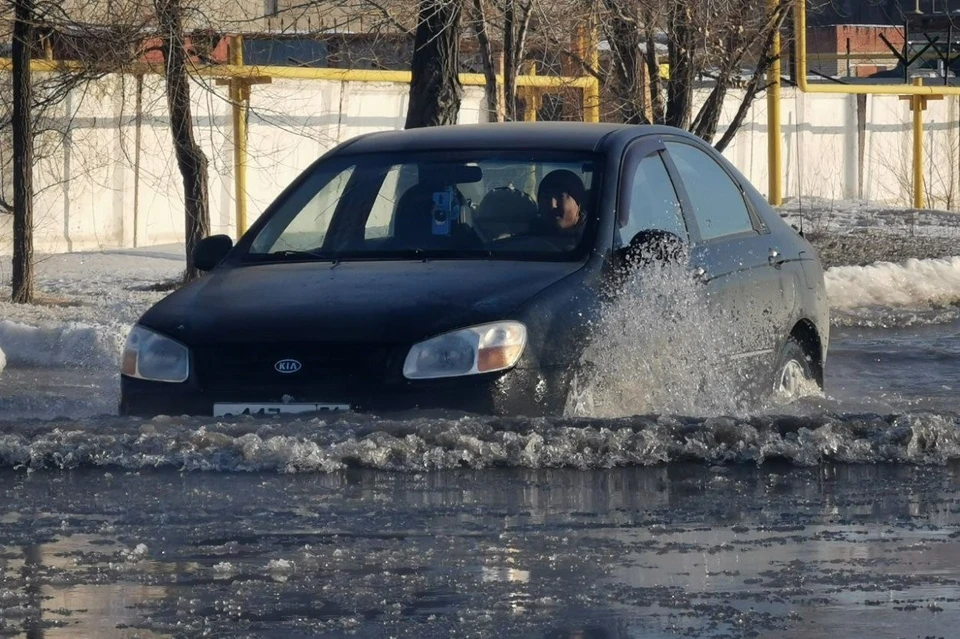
<box><xmin>193</xmin><ymin>234</ymin><xmax>234</xmax><ymax>272</ymax></box>
<box><xmin>617</xmin><ymin>229</ymin><xmax>686</xmax><ymax>269</ymax></box>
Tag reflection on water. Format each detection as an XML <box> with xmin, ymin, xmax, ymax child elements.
<box><xmin>1</xmin><ymin>538</ymin><xmax>171</xmax><ymax>639</ymax></box>
<box><xmin>824</xmin><ymin>319</ymin><xmax>960</xmax><ymax>413</ymax></box>
<box><xmin>0</xmin><ymin>465</ymin><xmax>959</xmax><ymax>638</ymax></box>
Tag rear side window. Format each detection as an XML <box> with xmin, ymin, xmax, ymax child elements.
<box><xmin>665</xmin><ymin>141</ymin><xmax>754</xmax><ymax>241</ymax></box>
<box><xmin>620</xmin><ymin>151</ymin><xmax>687</xmax><ymax>245</ymax></box>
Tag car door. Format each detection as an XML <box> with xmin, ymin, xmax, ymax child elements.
<box><xmin>661</xmin><ymin>138</ymin><xmax>786</xmax><ymax>367</ymax></box>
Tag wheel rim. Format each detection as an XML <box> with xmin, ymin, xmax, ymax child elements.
<box><xmin>777</xmin><ymin>359</ymin><xmax>810</xmax><ymax>401</ymax></box>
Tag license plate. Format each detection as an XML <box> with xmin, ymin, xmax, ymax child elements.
<box><xmin>213</xmin><ymin>402</ymin><xmax>351</xmax><ymax>417</ymax></box>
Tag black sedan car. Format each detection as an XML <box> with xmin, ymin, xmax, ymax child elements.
<box><xmin>119</xmin><ymin>122</ymin><xmax>829</xmax><ymax>418</ymax></box>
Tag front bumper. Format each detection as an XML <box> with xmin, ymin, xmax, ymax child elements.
<box><xmin>119</xmin><ymin>366</ymin><xmax>571</xmax><ymax>418</ymax></box>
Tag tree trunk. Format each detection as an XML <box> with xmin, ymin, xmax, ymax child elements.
<box><xmin>643</xmin><ymin>17</ymin><xmax>664</xmax><ymax>123</ymax></box>
<box><xmin>693</xmin><ymin>1</ymin><xmax>750</xmax><ymax>142</ymax></box>
<box><xmin>603</xmin><ymin>0</ymin><xmax>648</xmax><ymax>124</ymax></box>
<box><xmin>405</xmin><ymin>0</ymin><xmax>464</xmax><ymax>129</ymax></box>
<box><xmin>504</xmin><ymin>0</ymin><xmax>517</xmax><ymax>120</ymax></box>
<box><xmin>502</xmin><ymin>0</ymin><xmax>533</xmax><ymax>121</ymax></box>
<box><xmin>155</xmin><ymin>0</ymin><xmax>210</xmax><ymax>283</ymax></box>
<box><xmin>12</xmin><ymin>0</ymin><xmax>34</xmax><ymax>304</ymax></box>
<box><xmin>665</xmin><ymin>5</ymin><xmax>695</xmax><ymax>129</ymax></box>
<box><xmin>692</xmin><ymin>71</ymin><xmax>731</xmax><ymax>143</ymax></box>
<box><xmin>471</xmin><ymin>0</ymin><xmax>503</xmax><ymax>122</ymax></box>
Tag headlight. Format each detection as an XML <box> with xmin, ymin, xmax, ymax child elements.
<box><xmin>403</xmin><ymin>321</ymin><xmax>527</xmax><ymax>380</ymax></box>
<box><xmin>121</xmin><ymin>325</ymin><xmax>190</xmax><ymax>383</ymax></box>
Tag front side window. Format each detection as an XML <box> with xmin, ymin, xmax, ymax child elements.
<box><xmin>665</xmin><ymin>141</ymin><xmax>754</xmax><ymax>241</ymax></box>
<box><xmin>619</xmin><ymin>151</ymin><xmax>687</xmax><ymax>246</ymax></box>
<box><xmin>246</xmin><ymin>151</ymin><xmax>602</xmax><ymax>262</ymax></box>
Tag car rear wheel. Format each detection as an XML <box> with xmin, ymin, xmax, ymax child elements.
<box><xmin>772</xmin><ymin>337</ymin><xmax>820</xmax><ymax>403</ymax></box>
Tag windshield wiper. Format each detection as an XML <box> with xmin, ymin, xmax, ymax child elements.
<box><xmin>265</xmin><ymin>249</ymin><xmax>336</xmax><ymax>261</ymax></box>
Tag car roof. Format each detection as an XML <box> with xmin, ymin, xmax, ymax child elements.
<box><xmin>334</xmin><ymin>121</ymin><xmax>693</xmax><ymax>155</ymax></box>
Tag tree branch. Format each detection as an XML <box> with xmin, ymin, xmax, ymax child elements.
<box><xmin>714</xmin><ymin>4</ymin><xmax>789</xmax><ymax>152</ymax></box>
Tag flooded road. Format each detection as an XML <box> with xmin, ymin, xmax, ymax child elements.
<box><xmin>825</xmin><ymin>318</ymin><xmax>960</xmax><ymax>413</ymax></box>
<box><xmin>2</xmin><ymin>464</ymin><xmax>959</xmax><ymax>638</ymax></box>
<box><xmin>0</xmin><ymin>318</ymin><xmax>959</xmax><ymax>638</ymax></box>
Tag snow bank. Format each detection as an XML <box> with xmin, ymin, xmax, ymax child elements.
<box><xmin>825</xmin><ymin>256</ymin><xmax>960</xmax><ymax>312</ymax></box>
<box><xmin>0</xmin><ymin>245</ymin><xmax>182</xmax><ymax>371</ymax></box>
<box><xmin>0</xmin><ymin>320</ymin><xmax>125</xmax><ymax>368</ymax></box>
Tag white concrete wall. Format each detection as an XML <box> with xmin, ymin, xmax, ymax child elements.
<box><xmin>0</xmin><ymin>77</ymin><xmax>956</xmax><ymax>255</ymax></box>
<box><xmin>721</xmin><ymin>88</ymin><xmax>960</xmax><ymax>210</ymax></box>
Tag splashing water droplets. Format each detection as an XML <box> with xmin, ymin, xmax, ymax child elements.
<box><xmin>573</xmin><ymin>261</ymin><xmax>747</xmax><ymax>418</ymax></box>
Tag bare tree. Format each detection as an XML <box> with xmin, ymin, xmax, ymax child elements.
<box><xmin>501</xmin><ymin>0</ymin><xmax>534</xmax><ymax>120</ymax></box>
<box><xmin>600</xmin><ymin>0</ymin><xmax>646</xmax><ymax>123</ymax></box>
<box><xmin>405</xmin><ymin>0</ymin><xmax>464</xmax><ymax>128</ymax></box>
<box><xmin>471</xmin><ymin>0</ymin><xmax>503</xmax><ymax>121</ymax></box>
<box><xmin>11</xmin><ymin>0</ymin><xmax>34</xmax><ymax>303</ymax></box>
<box><xmin>469</xmin><ymin>0</ymin><xmax>535</xmax><ymax>122</ymax></box>
<box><xmin>2</xmin><ymin>0</ymin><xmax>152</xmax><ymax>300</ymax></box>
<box><xmin>545</xmin><ymin>0</ymin><xmax>791</xmax><ymax>148</ymax></box>
<box><xmin>154</xmin><ymin>0</ymin><xmax>210</xmax><ymax>281</ymax></box>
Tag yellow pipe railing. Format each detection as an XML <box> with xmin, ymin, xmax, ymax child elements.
<box><xmin>583</xmin><ymin>24</ymin><xmax>601</xmax><ymax>124</ymax></box>
<box><xmin>912</xmin><ymin>78</ymin><xmax>926</xmax><ymax>209</ymax></box>
<box><xmin>767</xmin><ymin>0</ymin><xmax>783</xmax><ymax>206</ymax></box>
<box><xmin>0</xmin><ymin>58</ymin><xmax>596</xmax><ymax>89</ymax></box>
<box><xmin>229</xmin><ymin>37</ymin><xmax>248</xmax><ymax>235</ymax></box>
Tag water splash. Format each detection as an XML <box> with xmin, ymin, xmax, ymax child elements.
<box><xmin>3</xmin><ymin>409</ymin><xmax>956</xmax><ymax>473</ymax></box>
<box><xmin>572</xmin><ymin>261</ymin><xmax>750</xmax><ymax>418</ymax></box>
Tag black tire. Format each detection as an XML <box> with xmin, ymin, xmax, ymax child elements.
<box><xmin>772</xmin><ymin>337</ymin><xmax>820</xmax><ymax>402</ymax></box>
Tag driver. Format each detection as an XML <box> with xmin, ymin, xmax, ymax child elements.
<box><xmin>536</xmin><ymin>169</ymin><xmax>587</xmax><ymax>249</ymax></box>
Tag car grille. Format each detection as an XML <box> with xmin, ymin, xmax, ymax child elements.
<box><xmin>192</xmin><ymin>342</ymin><xmax>396</xmax><ymax>393</ymax></box>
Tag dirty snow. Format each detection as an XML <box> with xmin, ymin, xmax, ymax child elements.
<box><xmin>779</xmin><ymin>196</ymin><xmax>960</xmax><ymax>267</ymax></box>
<box><xmin>0</xmin><ymin>245</ymin><xmax>182</xmax><ymax>369</ymax></box>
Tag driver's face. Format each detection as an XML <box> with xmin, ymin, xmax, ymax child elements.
<box><xmin>539</xmin><ymin>190</ymin><xmax>581</xmax><ymax>230</ymax></box>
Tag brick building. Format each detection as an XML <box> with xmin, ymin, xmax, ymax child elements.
<box><xmin>807</xmin><ymin>0</ymin><xmax>960</xmax><ymax>79</ymax></box>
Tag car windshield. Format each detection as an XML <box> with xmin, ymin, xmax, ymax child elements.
<box><xmin>244</xmin><ymin>150</ymin><xmax>602</xmax><ymax>262</ymax></box>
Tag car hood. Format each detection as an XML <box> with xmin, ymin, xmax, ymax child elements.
<box><xmin>140</xmin><ymin>259</ymin><xmax>585</xmax><ymax>345</ymax></box>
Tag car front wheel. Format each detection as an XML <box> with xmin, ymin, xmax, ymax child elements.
<box><xmin>772</xmin><ymin>337</ymin><xmax>820</xmax><ymax>403</ymax></box>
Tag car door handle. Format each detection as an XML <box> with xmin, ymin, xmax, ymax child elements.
<box><xmin>768</xmin><ymin>248</ymin><xmax>786</xmax><ymax>267</ymax></box>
